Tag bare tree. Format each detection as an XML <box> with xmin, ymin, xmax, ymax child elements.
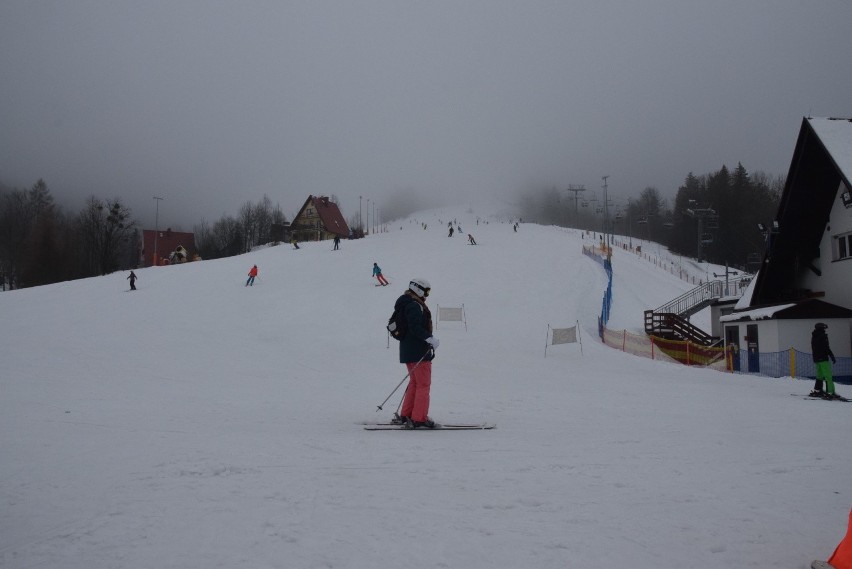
<box><xmin>76</xmin><ymin>196</ymin><xmax>136</xmax><ymax>276</ymax></box>
<box><xmin>209</xmin><ymin>215</ymin><xmax>243</xmax><ymax>258</ymax></box>
<box><xmin>253</xmin><ymin>195</ymin><xmax>274</xmax><ymax>246</ymax></box>
<box><xmin>238</xmin><ymin>201</ymin><xmax>257</xmax><ymax>252</ymax></box>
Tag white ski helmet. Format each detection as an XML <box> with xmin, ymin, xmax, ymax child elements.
<box><xmin>408</xmin><ymin>278</ymin><xmax>431</xmax><ymax>298</ymax></box>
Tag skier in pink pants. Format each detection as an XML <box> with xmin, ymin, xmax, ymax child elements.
<box><xmin>394</xmin><ymin>278</ymin><xmax>439</xmax><ymax>428</ymax></box>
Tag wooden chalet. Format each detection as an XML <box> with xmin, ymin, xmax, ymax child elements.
<box><xmin>291</xmin><ymin>195</ymin><xmax>350</xmax><ymax>242</ymax></box>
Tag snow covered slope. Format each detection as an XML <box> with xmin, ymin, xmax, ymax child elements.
<box><xmin>1</xmin><ymin>206</ymin><xmax>848</xmax><ymax>569</ymax></box>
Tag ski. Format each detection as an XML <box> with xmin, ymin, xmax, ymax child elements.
<box><xmin>364</xmin><ymin>423</ymin><xmax>495</xmax><ymax>431</ymax></box>
<box><xmin>792</xmin><ymin>393</ymin><xmax>850</xmax><ymax>402</ymax></box>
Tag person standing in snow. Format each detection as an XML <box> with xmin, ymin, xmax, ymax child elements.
<box><xmin>448</xmin><ymin>226</ymin><xmax>454</xmax><ymax>238</ymax></box>
<box><xmin>333</xmin><ymin>234</ymin><xmax>340</xmax><ymax>250</ymax></box>
<box><xmin>467</xmin><ymin>234</ymin><xmax>477</xmax><ymax>245</ymax></box>
<box><xmin>372</xmin><ymin>262</ymin><xmax>389</xmax><ymax>286</ymax></box>
<box><xmin>127</xmin><ymin>270</ymin><xmax>137</xmax><ymax>291</ymax></box>
<box><xmin>246</xmin><ymin>265</ymin><xmax>258</xmax><ymax>286</ymax></box>
<box><xmin>395</xmin><ymin>278</ymin><xmax>439</xmax><ymax>429</ymax></box>
<box><xmin>811</xmin><ymin>323</ymin><xmax>840</xmax><ymax>399</ymax></box>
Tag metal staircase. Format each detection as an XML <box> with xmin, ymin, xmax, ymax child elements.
<box><xmin>655</xmin><ymin>280</ymin><xmax>725</xmax><ymax>318</ymax></box>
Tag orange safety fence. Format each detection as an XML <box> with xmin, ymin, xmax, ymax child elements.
<box><xmin>600</xmin><ymin>321</ymin><xmax>729</xmax><ymax>371</ymax></box>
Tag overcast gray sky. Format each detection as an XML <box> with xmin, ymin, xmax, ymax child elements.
<box><xmin>2</xmin><ymin>1</ymin><xmax>851</xmax><ymax>228</ymax></box>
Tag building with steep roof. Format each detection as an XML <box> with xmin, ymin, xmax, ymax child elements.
<box><xmin>290</xmin><ymin>195</ymin><xmax>350</xmax><ymax>242</ymax></box>
<box><xmin>720</xmin><ymin>117</ymin><xmax>852</xmax><ymax>371</ymax></box>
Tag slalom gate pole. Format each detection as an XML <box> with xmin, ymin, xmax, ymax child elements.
<box><xmin>375</xmin><ymin>350</ymin><xmax>430</xmax><ymax>412</ymax></box>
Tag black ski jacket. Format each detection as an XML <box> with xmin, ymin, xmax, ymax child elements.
<box><xmin>811</xmin><ymin>329</ymin><xmax>834</xmax><ymax>363</ymax></box>
<box><xmin>395</xmin><ymin>292</ymin><xmax>434</xmax><ymax>364</ymax></box>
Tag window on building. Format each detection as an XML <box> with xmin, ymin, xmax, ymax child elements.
<box><xmin>834</xmin><ymin>232</ymin><xmax>852</xmax><ymax>261</ymax></box>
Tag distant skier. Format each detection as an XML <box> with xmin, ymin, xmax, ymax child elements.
<box><xmin>448</xmin><ymin>226</ymin><xmax>454</xmax><ymax>237</ymax></box>
<box><xmin>291</xmin><ymin>237</ymin><xmax>300</xmax><ymax>250</ymax></box>
<box><xmin>393</xmin><ymin>278</ymin><xmax>439</xmax><ymax>429</ymax></box>
<box><xmin>333</xmin><ymin>234</ymin><xmax>340</xmax><ymax>250</ymax></box>
<box><xmin>245</xmin><ymin>265</ymin><xmax>258</xmax><ymax>286</ymax></box>
<box><xmin>467</xmin><ymin>234</ymin><xmax>477</xmax><ymax>245</ymax></box>
<box><xmin>372</xmin><ymin>262</ymin><xmax>389</xmax><ymax>286</ymax></box>
<box><xmin>811</xmin><ymin>323</ymin><xmax>840</xmax><ymax>399</ymax></box>
<box><xmin>127</xmin><ymin>270</ymin><xmax>137</xmax><ymax>291</ymax></box>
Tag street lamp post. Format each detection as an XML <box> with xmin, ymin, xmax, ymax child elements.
<box><xmin>713</xmin><ymin>265</ymin><xmax>739</xmax><ymax>296</ymax></box>
<box><xmin>627</xmin><ymin>199</ymin><xmax>633</xmax><ymax>249</ymax></box>
<box><xmin>601</xmin><ymin>176</ymin><xmax>610</xmax><ymax>254</ymax></box>
<box><xmin>153</xmin><ymin>196</ymin><xmax>163</xmax><ymax>266</ymax></box>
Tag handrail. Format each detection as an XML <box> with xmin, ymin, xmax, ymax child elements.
<box><xmin>655</xmin><ymin>281</ymin><xmax>722</xmax><ymax>315</ymax></box>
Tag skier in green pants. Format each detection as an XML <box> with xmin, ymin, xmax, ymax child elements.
<box><xmin>811</xmin><ymin>323</ymin><xmax>840</xmax><ymax>399</ymax></box>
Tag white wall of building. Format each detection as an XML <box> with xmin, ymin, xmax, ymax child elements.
<box><xmin>723</xmin><ymin>318</ymin><xmax>850</xmax><ymax>357</ymax></box>
<box><xmin>802</xmin><ymin>181</ymin><xmax>852</xmax><ymax>309</ymax></box>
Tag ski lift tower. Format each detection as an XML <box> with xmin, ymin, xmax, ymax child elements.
<box><xmin>564</xmin><ymin>184</ymin><xmax>586</xmax><ymax>228</ymax></box>
<box><xmin>685</xmin><ymin>204</ymin><xmax>718</xmax><ymax>262</ymax></box>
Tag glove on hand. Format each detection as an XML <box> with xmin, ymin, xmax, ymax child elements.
<box><xmin>426</xmin><ymin>336</ymin><xmax>440</xmax><ymax>349</ymax></box>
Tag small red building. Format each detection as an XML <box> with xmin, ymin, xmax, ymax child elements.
<box><xmin>141</xmin><ymin>229</ymin><xmax>198</xmax><ymax>267</ymax></box>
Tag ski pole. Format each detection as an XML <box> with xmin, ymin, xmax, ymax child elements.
<box><xmin>375</xmin><ymin>351</ymin><xmax>430</xmax><ymax>412</ymax></box>
<box><xmin>393</xmin><ymin>384</ymin><xmax>409</xmax><ymax>418</ymax></box>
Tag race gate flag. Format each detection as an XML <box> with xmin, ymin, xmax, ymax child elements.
<box><xmin>437</xmin><ymin>304</ymin><xmax>467</xmax><ymax>331</ymax></box>
<box><xmin>545</xmin><ymin>321</ymin><xmax>583</xmax><ymax>357</ymax></box>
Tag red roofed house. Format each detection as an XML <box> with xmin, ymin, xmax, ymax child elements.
<box><xmin>291</xmin><ymin>195</ymin><xmax>350</xmax><ymax>242</ymax></box>
<box><xmin>141</xmin><ymin>228</ymin><xmax>198</xmax><ymax>267</ymax></box>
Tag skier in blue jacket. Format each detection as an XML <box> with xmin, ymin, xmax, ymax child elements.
<box><xmin>372</xmin><ymin>262</ymin><xmax>389</xmax><ymax>286</ymax></box>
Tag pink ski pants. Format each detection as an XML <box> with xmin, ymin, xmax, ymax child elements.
<box><xmin>400</xmin><ymin>360</ymin><xmax>432</xmax><ymax>422</ymax></box>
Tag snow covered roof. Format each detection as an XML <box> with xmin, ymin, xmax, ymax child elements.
<box><xmin>721</xmin><ymin>298</ymin><xmax>852</xmax><ymax>323</ymax></box>
<box><xmin>808</xmin><ymin>117</ymin><xmax>852</xmax><ymax>184</ymax></box>
<box><xmin>720</xmin><ymin>303</ymin><xmax>795</xmax><ymax>323</ymax></box>
<box><xmin>733</xmin><ymin>270</ymin><xmax>757</xmax><ymax>310</ymax></box>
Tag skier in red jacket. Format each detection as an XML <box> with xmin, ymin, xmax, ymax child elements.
<box><xmin>246</xmin><ymin>265</ymin><xmax>258</xmax><ymax>286</ymax></box>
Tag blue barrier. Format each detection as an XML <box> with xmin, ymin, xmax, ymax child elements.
<box><xmin>731</xmin><ymin>348</ymin><xmax>851</xmax><ymax>385</ymax></box>
<box><xmin>583</xmin><ymin>246</ymin><xmax>613</xmax><ymax>332</ymax></box>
